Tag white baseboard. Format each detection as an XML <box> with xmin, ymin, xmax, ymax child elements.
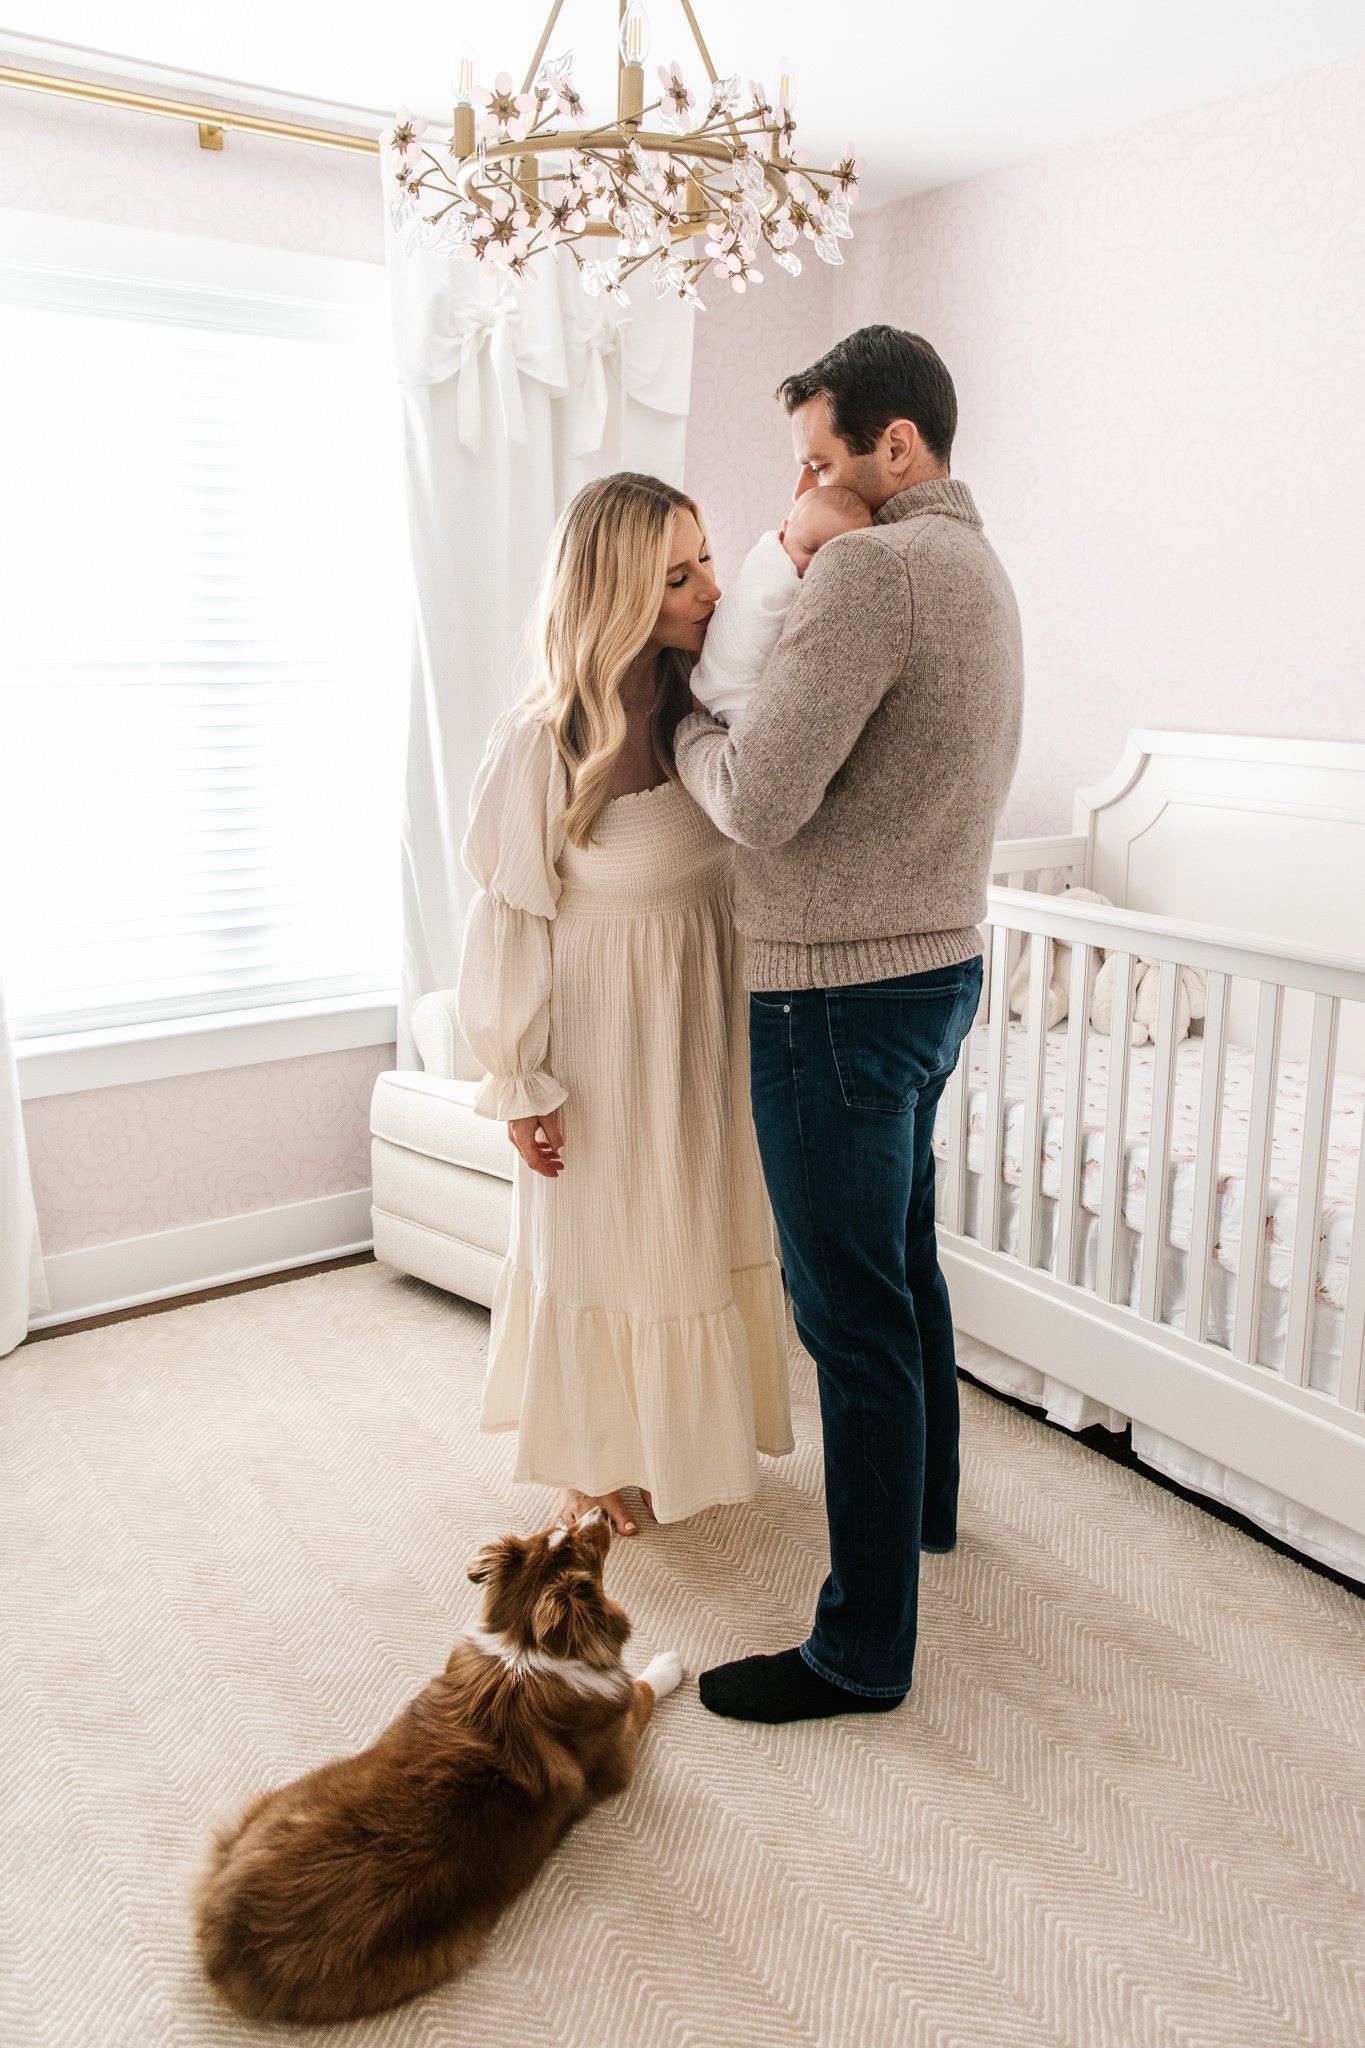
<box><xmin>29</xmin><ymin>1188</ymin><xmax>375</xmax><ymax>1330</ymax></box>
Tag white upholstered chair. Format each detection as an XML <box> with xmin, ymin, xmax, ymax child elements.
<box><xmin>369</xmin><ymin>992</ymin><xmax>511</xmax><ymax>1309</ymax></box>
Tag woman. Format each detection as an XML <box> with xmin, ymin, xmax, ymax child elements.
<box><xmin>456</xmin><ymin>472</ymin><xmax>793</xmax><ymax>1536</ymax></box>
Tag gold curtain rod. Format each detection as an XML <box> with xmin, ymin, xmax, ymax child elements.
<box><xmin>0</xmin><ymin>63</ymin><xmax>381</xmax><ymax>155</ymax></box>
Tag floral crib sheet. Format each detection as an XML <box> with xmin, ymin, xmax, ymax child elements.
<box><xmin>931</xmin><ymin>1021</ymin><xmax>1363</xmax><ymax>1316</ymax></box>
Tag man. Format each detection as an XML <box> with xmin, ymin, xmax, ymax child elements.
<box><xmin>673</xmin><ymin>324</ymin><xmax>1023</xmax><ymax>1723</ymax></box>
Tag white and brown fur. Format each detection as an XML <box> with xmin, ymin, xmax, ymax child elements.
<box><xmin>194</xmin><ymin>1508</ymin><xmax>682</xmax><ymax>2023</ymax></box>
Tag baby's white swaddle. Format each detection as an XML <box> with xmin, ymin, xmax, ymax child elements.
<box><xmin>690</xmin><ymin>529</ymin><xmax>799</xmax><ymax>728</ymax></box>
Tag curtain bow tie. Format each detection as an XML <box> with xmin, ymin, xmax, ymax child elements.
<box><xmin>566</xmin><ymin>304</ymin><xmax>632</xmax><ymax>458</ymax></box>
<box><xmin>452</xmin><ymin>289</ymin><xmax>527</xmax><ymax>456</ymax></box>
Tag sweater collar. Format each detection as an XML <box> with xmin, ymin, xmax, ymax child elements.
<box><xmin>873</xmin><ymin>478</ymin><xmax>981</xmax><ymax>528</ymax></box>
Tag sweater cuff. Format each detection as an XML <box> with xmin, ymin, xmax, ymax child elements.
<box><xmin>472</xmin><ymin>1069</ymin><xmax>569</xmax><ymax>1122</ymax></box>
<box><xmin>673</xmin><ymin>709</ymin><xmax>725</xmax><ymax>792</ymax></box>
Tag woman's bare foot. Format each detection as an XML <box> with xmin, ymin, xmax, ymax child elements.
<box><xmin>558</xmin><ymin>1487</ymin><xmax>640</xmax><ymax>1537</ymax></box>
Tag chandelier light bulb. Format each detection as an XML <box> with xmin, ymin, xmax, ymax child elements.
<box><xmin>778</xmin><ymin>63</ymin><xmax>796</xmax><ymax>109</ymax></box>
<box><xmin>619</xmin><ymin>3</ymin><xmax>650</xmax><ymax>69</ymax></box>
<box><xmin>454</xmin><ymin>45</ymin><xmax>477</xmax><ymax>106</ymax></box>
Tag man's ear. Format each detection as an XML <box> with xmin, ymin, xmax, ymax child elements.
<box><xmin>467</xmin><ymin>1535</ymin><xmax>523</xmax><ymax>1584</ymax></box>
<box><xmin>884</xmin><ymin>417</ymin><xmax>919</xmax><ymax>474</ymax></box>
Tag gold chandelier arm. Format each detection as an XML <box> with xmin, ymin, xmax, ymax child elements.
<box><xmin>520</xmin><ymin>0</ymin><xmax>570</xmax><ymax>95</ymax></box>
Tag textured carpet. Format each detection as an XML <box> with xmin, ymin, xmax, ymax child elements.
<box><xmin>2</xmin><ymin>1261</ymin><xmax>1362</xmax><ymax>2048</ymax></box>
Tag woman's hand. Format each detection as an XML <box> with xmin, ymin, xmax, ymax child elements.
<box><xmin>507</xmin><ymin>1108</ymin><xmax>565</xmax><ymax>1177</ymax></box>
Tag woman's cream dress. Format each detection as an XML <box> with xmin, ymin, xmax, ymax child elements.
<box><xmin>456</xmin><ymin>704</ymin><xmax>793</xmax><ymax>1522</ymax></box>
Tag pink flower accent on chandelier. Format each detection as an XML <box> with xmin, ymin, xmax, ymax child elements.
<box><xmin>833</xmin><ymin>145</ymin><xmax>861</xmax><ymax>203</ymax></box>
<box><xmin>379</xmin><ymin>106</ymin><xmax>428</xmax><ymax>168</ymax></box>
<box><xmin>705</xmin><ymin>228</ymin><xmax>763</xmax><ymax>293</ymax></box>
<box><xmin>475</xmin><ymin>189</ymin><xmax>531</xmax><ymax>273</ymax></box>
<box><xmin>540</xmin><ymin>181</ymin><xmax>588</xmax><ymax>244</ymax></box>
<box><xmin>538</xmin><ymin>53</ymin><xmax>590</xmax><ymax>123</ymax></box>
<box><xmin>476</xmin><ymin>71</ymin><xmax>537</xmax><ymax>143</ymax></box>
<box><xmin>657</xmin><ymin>60</ymin><xmax>696</xmax><ymax>129</ymax></box>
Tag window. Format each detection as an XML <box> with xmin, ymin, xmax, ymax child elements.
<box><xmin>0</xmin><ymin>212</ymin><xmax>410</xmax><ymax>1039</ymax></box>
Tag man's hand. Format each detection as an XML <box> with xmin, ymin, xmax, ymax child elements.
<box><xmin>507</xmin><ymin>1107</ymin><xmax>564</xmax><ymax>1177</ymax></box>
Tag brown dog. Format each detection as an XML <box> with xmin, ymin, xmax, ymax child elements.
<box><xmin>194</xmin><ymin>1508</ymin><xmax>682</xmax><ymax>2022</ymax></box>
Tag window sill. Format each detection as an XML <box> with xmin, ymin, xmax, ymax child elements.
<box><xmin>15</xmin><ymin>992</ymin><xmax>399</xmax><ymax>1099</ymax></box>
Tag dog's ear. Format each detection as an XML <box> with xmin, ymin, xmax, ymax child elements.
<box><xmin>467</xmin><ymin>1535</ymin><xmax>524</xmax><ymax>1585</ymax></box>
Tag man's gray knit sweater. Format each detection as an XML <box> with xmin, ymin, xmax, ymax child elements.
<box><xmin>673</xmin><ymin>477</ymin><xmax>1024</xmax><ymax>992</ymax></box>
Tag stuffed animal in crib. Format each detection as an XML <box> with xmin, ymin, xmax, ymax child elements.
<box><xmin>1089</xmin><ymin>953</ymin><xmax>1208</xmax><ymax>1046</ymax></box>
<box><xmin>1007</xmin><ymin>886</ymin><xmax>1113</xmax><ymax>1029</ymax></box>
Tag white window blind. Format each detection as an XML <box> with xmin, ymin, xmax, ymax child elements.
<box><xmin>0</xmin><ymin>227</ymin><xmax>410</xmax><ymax>1038</ymax></box>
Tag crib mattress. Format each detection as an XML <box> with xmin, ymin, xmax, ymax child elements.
<box><xmin>931</xmin><ymin>1020</ymin><xmax>1362</xmax><ymax>1395</ymax></box>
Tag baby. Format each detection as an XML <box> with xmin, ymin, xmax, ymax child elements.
<box><xmin>690</xmin><ymin>486</ymin><xmax>872</xmax><ymax>728</ymax></box>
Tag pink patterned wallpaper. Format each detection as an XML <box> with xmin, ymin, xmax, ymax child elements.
<box><xmin>4</xmin><ymin>51</ymin><xmax>393</xmax><ymax>1256</ymax></box>
<box><xmin>683</xmin><ymin>264</ymin><xmax>833</xmax><ymax>583</ymax></box>
<box><xmin>687</xmin><ymin>52</ymin><xmax>1365</xmax><ymax>839</ymax></box>
<box><xmin>23</xmin><ymin>1050</ymin><xmax>393</xmax><ymax>1255</ymax></box>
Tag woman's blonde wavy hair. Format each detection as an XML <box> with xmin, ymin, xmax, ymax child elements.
<box><xmin>518</xmin><ymin>472</ymin><xmax>703</xmax><ymax>848</ymax></box>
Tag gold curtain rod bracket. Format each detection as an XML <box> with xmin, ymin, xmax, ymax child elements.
<box><xmin>0</xmin><ymin>64</ymin><xmax>381</xmax><ymax>156</ymax></box>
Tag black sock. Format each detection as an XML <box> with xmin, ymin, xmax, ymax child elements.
<box><xmin>698</xmin><ymin>1647</ymin><xmax>904</xmax><ymax>1724</ymax></box>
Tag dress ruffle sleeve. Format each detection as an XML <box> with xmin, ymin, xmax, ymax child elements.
<box><xmin>456</xmin><ymin>707</ymin><xmax>570</xmax><ymax>1123</ymax></box>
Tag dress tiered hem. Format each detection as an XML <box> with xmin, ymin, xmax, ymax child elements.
<box><xmin>480</xmin><ymin>1256</ymin><xmax>793</xmax><ymax>1524</ymax></box>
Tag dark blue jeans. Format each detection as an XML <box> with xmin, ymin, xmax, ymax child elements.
<box><xmin>749</xmin><ymin>955</ymin><xmax>984</xmax><ymax>1698</ymax></box>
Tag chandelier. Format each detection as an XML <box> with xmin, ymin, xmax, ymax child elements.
<box><xmin>380</xmin><ymin>0</ymin><xmax>859</xmax><ymax>309</ymax></box>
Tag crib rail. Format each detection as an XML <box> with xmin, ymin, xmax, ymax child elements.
<box><xmin>990</xmin><ymin>834</ymin><xmax>1087</xmax><ymax>896</ymax></box>
<box><xmin>938</xmin><ymin>881</ymin><xmax>1365</xmax><ymax>1431</ymax></box>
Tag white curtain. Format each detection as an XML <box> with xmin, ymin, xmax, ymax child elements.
<box><xmin>384</xmin><ymin>201</ymin><xmax>695</xmax><ymax>1068</ymax></box>
<box><xmin>1</xmin><ymin>969</ymin><xmax>48</xmax><ymax>1356</ymax></box>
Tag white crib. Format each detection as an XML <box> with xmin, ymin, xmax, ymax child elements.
<box><xmin>935</xmin><ymin>731</ymin><xmax>1365</xmax><ymax>1584</ymax></box>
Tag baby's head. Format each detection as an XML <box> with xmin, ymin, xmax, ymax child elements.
<box><xmin>778</xmin><ymin>485</ymin><xmax>872</xmax><ymax>576</ymax></box>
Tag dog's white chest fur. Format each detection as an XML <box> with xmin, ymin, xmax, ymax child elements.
<box><xmin>461</xmin><ymin>1626</ymin><xmax>635</xmax><ymax>1702</ymax></box>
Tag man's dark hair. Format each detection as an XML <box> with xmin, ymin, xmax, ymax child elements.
<box><xmin>776</xmin><ymin>324</ymin><xmax>957</xmax><ymax>467</ymax></box>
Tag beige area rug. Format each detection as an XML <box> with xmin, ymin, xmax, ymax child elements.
<box><xmin>2</xmin><ymin>1262</ymin><xmax>1362</xmax><ymax>2048</ymax></box>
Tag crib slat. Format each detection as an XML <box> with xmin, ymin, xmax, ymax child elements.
<box><xmin>1137</xmin><ymin>961</ymin><xmax>1181</xmax><ymax>1325</ymax></box>
<box><xmin>1017</xmin><ymin>932</ymin><xmax>1050</xmax><ymax>1269</ymax></box>
<box><xmin>1283</xmin><ymin>994</ymin><xmax>1338</xmax><ymax>1390</ymax></box>
<box><xmin>1340</xmin><ymin>1134</ymin><xmax>1365</xmax><ymax>1414</ymax></box>
<box><xmin>979</xmin><ymin>926</ymin><xmax>1011</xmax><ymax>1254</ymax></box>
<box><xmin>1231</xmin><ymin>981</ymin><xmax>1283</xmax><ymax>1365</ymax></box>
<box><xmin>1185</xmin><ymin>972</ymin><xmax>1229</xmax><ymax>1347</ymax></box>
<box><xmin>1096</xmin><ymin>951</ymin><xmax>1135</xmax><ymax>1304</ymax></box>
<box><xmin>1055</xmin><ymin>940</ymin><xmax>1091</xmax><ymax>1288</ymax></box>
<box><xmin>952</xmin><ymin>946</ymin><xmax>988</xmax><ymax>1229</ymax></box>
<box><xmin>1003</xmin><ymin>885</ymin><xmax>1028</xmax><ymax>995</ymax></box>
<box><xmin>943</xmin><ymin>1030</ymin><xmax>970</xmax><ymax>1236</ymax></box>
